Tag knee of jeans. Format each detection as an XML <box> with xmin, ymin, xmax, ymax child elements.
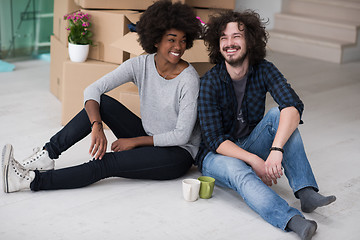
<box><xmin>265</xmin><ymin>107</ymin><xmax>280</xmax><ymax>131</ymax></box>
<box><xmin>230</xmin><ymin>167</ymin><xmax>258</xmax><ymax>191</ymax></box>
<box><xmin>100</xmin><ymin>94</ymin><xmax>112</xmax><ymax>104</ymax></box>
<box><xmin>100</xmin><ymin>94</ymin><xmax>121</xmax><ymax>113</ymax></box>
<box><xmin>87</xmin><ymin>154</ymin><xmax>115</xmax><ymax>178</ymax></box>
<box><xmin>267</xmin><ymin>107</ymin><xmax>280</xmax><ymax>118</ymax></box>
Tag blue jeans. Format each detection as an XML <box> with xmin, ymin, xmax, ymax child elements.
<box><xmin>201</xmin><ymin>108</ymin><xmax>318</xmax><ymax>230</ymax></box>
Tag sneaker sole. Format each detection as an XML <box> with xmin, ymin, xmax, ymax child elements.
<box><xmin>2</xmin><ymin>144</ymin><xmax>13</xmax><ymax>193</ymax></box>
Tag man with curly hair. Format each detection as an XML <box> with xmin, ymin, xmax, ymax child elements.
<box><xmin>3</xmin><ymin>1</ymin><xmax>201</xmax><ymax>193</ymax></box>
<box><xmin>196</xmin><ymin>10</ymin><xmax>336</xmax><ymax>240</ymax></box>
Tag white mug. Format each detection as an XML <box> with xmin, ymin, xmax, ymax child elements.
<box><xmin>182</xmin><ymin>179</ymin><xmax>201</xmax><ymax>202</ymax></box>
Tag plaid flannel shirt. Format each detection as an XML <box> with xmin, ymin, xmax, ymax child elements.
<box><xmin>195</xmin><ymin>59</ymin><xmax>304</xmax><ymax>169</ymax></box>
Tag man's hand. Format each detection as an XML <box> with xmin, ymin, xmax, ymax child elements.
<box><xmin>89</xmin><ymin>123</ymin><xmax>107</xmax><ymax>160</ymax></box>
<box><xmin>111</xmin><ymin>138</ymin><xmax>137</xmax><ymax>152</ymax></box>
<box><xmin>251</xmin><ymin>156</ymin><xmax>274</xmax><ymax>186</ymax></box>
<box><xmin>264</xmin><ymin>150</ymin><xmax>283</xmax><ymax>184</ymax></box>
<box><xmin>265</xmin><ymin>106</ymin><xmax>299</xmax><ymax>183</ymax></box>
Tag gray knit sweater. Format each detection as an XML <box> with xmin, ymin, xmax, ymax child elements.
<box><xmin>84</xmin><ymin>54</ymin><xmax>200</xmax><ymax>158</ymax></box>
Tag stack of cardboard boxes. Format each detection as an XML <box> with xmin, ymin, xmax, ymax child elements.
<box><xmin>50</xmin><ymin>0</ymin><xmax>235</xmax><ymax>126</ymax></box>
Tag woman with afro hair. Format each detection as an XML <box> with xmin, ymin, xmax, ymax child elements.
<box><xmin>3</xmin><ymin>0</ymin><xmax>202</xmax><ymax>193</ymax></box>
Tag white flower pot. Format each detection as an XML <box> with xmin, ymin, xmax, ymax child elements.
<box><xmin>68</xmin><ymin>42</ymin><xmax>89</xmax><ymax>62</ymax></box>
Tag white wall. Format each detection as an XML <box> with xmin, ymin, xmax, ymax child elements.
<box><xmin>235</xmin><ymin>0</ymin><xmax>283</xmax><ymax>29</ymax></box>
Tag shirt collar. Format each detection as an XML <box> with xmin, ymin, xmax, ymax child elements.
<box><xmin>219</xmin><ymin>60</ymin><xmax>254</xmax><ymax>83</ymax></box>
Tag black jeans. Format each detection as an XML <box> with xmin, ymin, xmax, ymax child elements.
<box><xmin>31</xmin><ymin>95</ymin><xmax>193</xmax><ymax>191</ymax></box>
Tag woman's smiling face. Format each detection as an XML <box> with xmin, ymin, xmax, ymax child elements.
<box><xmin>155</xmin><ymin>28</ymin><xmax>187</xmax><ymax>64</ymax></box>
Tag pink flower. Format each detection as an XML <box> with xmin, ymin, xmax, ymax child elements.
<box><xmin>63</xmin><ymin>11</ymin><xmax>92</xmax><ymax>44</ymax></box>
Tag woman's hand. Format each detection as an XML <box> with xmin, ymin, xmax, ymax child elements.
<box><xmin>85</xmin><ymin>100</ymin><xmax>107</xmax><ymax>160</ymax></box>
<box><xmin>89</xmin><ymin>123</ymin><xmax>107</xmax><ymax>160</ymax></box>
<box><xmin>111</xmin><ymin>138</ymin><xmax>137</xmax><ymax>152</ymax></box>
<box><xmin>111</xmin><ymin>136</ymin><xmax>154</xmax><ymax>152</ymax></box>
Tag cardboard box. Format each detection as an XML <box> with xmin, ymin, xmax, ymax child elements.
<box><xmin>111</xmin><ymin>33</ymin><xmax>209</xmax><ymax>63</ymax></box>
<box><xmin>83</xmin><ymin>10</ymin><xmax>141</xmax><ymax>64</ymax></box>
<box><xmin>74</xmin><ymin>0</ymin><xmax>155</xmax><ymax>10</ymax></box>
<box><xmin>182</xmin><ymin>40</ymin><xmax>209</xmax><ymax>63</ymax></box>
<box><xmin>119</xmin><ymin>91</ymin><xmax>141</xmax><ymax>118</ymax></box>
<box><xmin>186</xmin><ymin>0</ymin><xmax>235</xmax><ymax>9</ymax></box>
<box><xmin>117</xmin><ymin>82</ymin><xmax>140</xmax><ymax>117</ymax></box>
<box><xmin>195</xmin><ymin>8</ymin><xmax>219</xmax><ymax>23</ymax></box>
<box><xmin>75</xmin><ymin>0</ymin><xmax>235</xmax><ymax>10</ymax></box>
<box><xmin>62</xmin><ymin>60</ymin><xmax>139</xmax><ymax>125</ymax></box>
<box><xmin>50</xmin><ymin>35</ymin><xmax>69</xmax><ymax>101</ymax></box>
<box><xmin>110</xmin><ymin>32</ymin><xmax>144</xmax><ymax>57</ymax></box>
<box><xmin>109</xmin><ymin>8</ymin><xmax>217</xmax><ymax>63</ymax></box>
<box><xmin>191</xmin><ymin>62</ymin><xmax>214</xmax><ymax>77</ymax></box>
<box><xmin>53</xmin><ymin>0</ymin><xmax>80</xmax><ymax>46</ymax></box>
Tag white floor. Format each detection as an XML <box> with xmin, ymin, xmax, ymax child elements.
<box><xmin>0</xmin><ymin>51</ymin><xmax>359</xmax><ymax>240</ymax></box>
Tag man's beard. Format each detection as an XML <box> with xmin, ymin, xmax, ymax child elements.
<box><xmin>223</xmin><ymin>45</ymin><xmax>248</xmax><ymax>67</ymax></box>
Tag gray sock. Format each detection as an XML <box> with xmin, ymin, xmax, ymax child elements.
<box><xmin>297</xmin><ymin>187</ymin><xmax>336</xmax><ymax>213</ymax></box>
<box><xmin>287</xmin><ymin>215</ymin><xmax>317</xmax><ymax>240</ymax></box>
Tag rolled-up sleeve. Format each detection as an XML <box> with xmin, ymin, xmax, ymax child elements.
<box><xmin>264</xmin><ymin>61</ymin><xmax>304</xmax><ymax>120</ymax></box>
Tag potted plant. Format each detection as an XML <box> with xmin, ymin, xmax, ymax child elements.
<box><xmin>64</xmin><ymin>11</ymin><xmax>93</xmax><ymax>62</ymax></box>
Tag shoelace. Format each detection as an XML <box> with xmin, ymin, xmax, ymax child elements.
<box><xmin>24</xmin><ymin>147</ymin><xmax>45</xmax><ymax>165</ymax></box>
<box><xmin>12</xmin><ymin>158</ymin><xmax>31</xmax><ymax>180</ymax></box>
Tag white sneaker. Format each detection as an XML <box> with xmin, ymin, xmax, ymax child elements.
<box><xmin>2</xmin><ymin>143</ymin><xmax>13</xmax><ymax>169</ymax></box>
<box><xmin>3</xmin><ymin>144</ymin><xmax>35</xmax><ymax>193</ymax></box>
<box><xmin>21</xmin><ymin>147</ymin><xmax>54</xmax><ymax>171</ymax></box>
<box><xmin>2</xmin><ymin>144</ymin><xmax>14</xmax><ymax>191</ymax></box>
